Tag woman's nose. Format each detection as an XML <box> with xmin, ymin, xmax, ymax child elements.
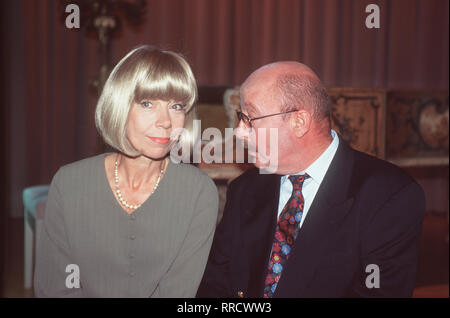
<box><xmin>156</xmin><ymin>107</ymin><xmax>172</xmax><ymax>129</ymax></box>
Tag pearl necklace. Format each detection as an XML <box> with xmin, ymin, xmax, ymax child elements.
<box><xmin>114</xmin><ymin>159</ymin><xmax>165</xmax><ymax>210</ymax></box>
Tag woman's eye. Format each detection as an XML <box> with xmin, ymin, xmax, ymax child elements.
<box><xmin>140</xmin><ymin>100</ymin><xmax>153</xmax><ymax>108</ymax></box>
<box><xmin>171</xmin><ymin>104</ymin><xmax>185</xmax><ymax>111</ymax></box>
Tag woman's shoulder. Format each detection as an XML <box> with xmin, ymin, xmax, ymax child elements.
<box><xmin>168</xmin><ymin>161</ymin><xmax>217</xmax><ymax>191</ymax></box>
<box><xmin>52</xmin><ymin>153</ymin><xmax>107</xmax><ymax>186</ymax></box>
<box><xmin>59</xmin><ymin>153</ymin><xmax>106</xmax><ymax>174</ymax></box>
<box><xmin>167</xmin><ymin>162</ymin><xmax>218</xmax><ymax>216</ymax></box>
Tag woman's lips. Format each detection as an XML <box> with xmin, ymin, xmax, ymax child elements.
<box><xmin>148</xmin><ymin>137</ymin><xmax>170</xmax><ymax>144</ymax></box>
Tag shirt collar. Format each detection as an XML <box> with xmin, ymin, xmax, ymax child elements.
<box><xmin>282</xmin><ymin>129</ymin><xmax>340</xmax><ymax>185</ymax></box>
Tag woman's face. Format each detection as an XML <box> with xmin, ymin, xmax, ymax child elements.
<box><xmin>126</xmin><ymin>99</ymin><xmax>186</xmax><ymax>159</ymax></box>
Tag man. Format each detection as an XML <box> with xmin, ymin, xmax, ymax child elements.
<box><xmin>197</xmin><ymin>62</ymin><xmax>426</xmax><ymax>298</ymax></box>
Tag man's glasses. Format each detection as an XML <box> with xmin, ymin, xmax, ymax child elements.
<box><xmin>236</xmin><ymin>109</ymin><xmax>299</xmax><ymax>128</ymax></box>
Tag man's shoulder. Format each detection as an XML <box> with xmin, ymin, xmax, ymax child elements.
<box><xmin>350</xmin><ymin>148</ymin><xmax>418</xmax><ymax>193</ymax></box>
<box><xmin>353</xmin><ymin>150</ymin><xmax>411</xmax><ymax>179</ymax></box>
<box><xmin>233</xmin><ymin>166</ymin><xmax>260</xmax><ymax>181</ymax></box>
<box><xmin>229</xmin><ymin>166</ymin><xmax>279</xmax><ymax>192</ymax></box>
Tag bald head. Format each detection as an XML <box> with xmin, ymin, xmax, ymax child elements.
<box><xmin>242</xmin><ymin>61</ymin><xmax>319</xmax><ymax>89</ymax></box>
<box><xmin>241</xmin><ymin>61</ymin><xmax>331</xmax><ymax>122</ymax></box>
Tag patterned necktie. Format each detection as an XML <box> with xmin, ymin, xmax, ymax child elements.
<box><xmin>263</xmin><ymin>174</ymin><xmax>310</xmax><ymax>298</ymax></box>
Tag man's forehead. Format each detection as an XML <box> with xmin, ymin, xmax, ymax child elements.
<box><xmin>241</xmin><ymin>78</ymin><xmax>275</xmax><ymax>99</ymax></box>
<box><xmin>240</xmin><ymin>81</ymin><xmax>279</xmax><ymax>114</ymax></box>
<box><xmin>240</xmin><ymin>100</ymin><xmax>257</xmax><ymax>113</ymax></box>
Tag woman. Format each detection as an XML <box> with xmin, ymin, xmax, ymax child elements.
<box><xmin>34</xmin><ymin>46</ymin><xmax>219</xmax><ymax>297</ymax></box>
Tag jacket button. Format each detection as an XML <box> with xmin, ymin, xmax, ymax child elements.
<box><xmin>237</xmin><ymin>291</ymin><xmax>244</xmax><ymax>298</ymax></box>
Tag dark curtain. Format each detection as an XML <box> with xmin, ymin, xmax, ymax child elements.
<box><xmin>5</xmin><ymin>0</ymin><xmax>101</xmax><ymax>216</ymax></box>
<box><xmin>0</xmin><ymin>0</ymin><xmax>10</xmax><ymax>296</ymax></box>
<box><xmin>112</xmin><ymin>0</ymin><xmax>449</xmax><ymax>88</ymax></box>
<box><xmin>3</xmin><ymin>0</ymin><xmax>449</xmax><ymax>216</ymax></box>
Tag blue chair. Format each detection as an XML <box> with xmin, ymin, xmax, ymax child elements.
<box><xmin>23</xmin><ymin>185</ymin><xmax>49</xmax><ymax>289</ymax></box>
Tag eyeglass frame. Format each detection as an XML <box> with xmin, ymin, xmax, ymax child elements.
<box><xmin>236</xmin><ymin>109</ymin><xmax>299</xmax><ymax>128</ymax></box>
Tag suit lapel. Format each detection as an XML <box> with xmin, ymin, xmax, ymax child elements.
<box><xmin>239</xmin><ymin>172</ymin><xmax>281</xmax><ymax>297</ymax></box>
<box><xmin>275</xmin><ymin>139</ymin><xmax>356</xmax><ymax>298</ymax></box>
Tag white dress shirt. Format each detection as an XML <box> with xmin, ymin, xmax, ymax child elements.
<box><xmin>277</xmin><ymin>130</ymin><xmax>339</xmax><ymax>229</ymax></box>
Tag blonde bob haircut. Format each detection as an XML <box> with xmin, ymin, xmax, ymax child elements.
<box><xmin>95</xmin><ymin>45</ymin><xmax>198</xmax><ymax>157</ymax></box>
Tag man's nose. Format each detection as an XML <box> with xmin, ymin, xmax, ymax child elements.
<box><xmin>235</xmin><ymin>120</ymin><xmax>249</xmax><ymax>141</ymax></box>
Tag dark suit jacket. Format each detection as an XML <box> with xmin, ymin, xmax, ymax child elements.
<box><xmin>197</xmin><ymin>139</ymin><xmax>426</xmax><ymax>298</ymax></box>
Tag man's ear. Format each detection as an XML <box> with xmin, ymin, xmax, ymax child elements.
<box><xmin>290</xmin><ymin>110</ymin><xmax>312</xmax><ymax>138</ymax></box>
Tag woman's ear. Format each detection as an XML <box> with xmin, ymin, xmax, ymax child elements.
<box><xmin>290</xmin><ymin>110</ymin><xmax>312</xmax><ymax>138</ymax></box>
